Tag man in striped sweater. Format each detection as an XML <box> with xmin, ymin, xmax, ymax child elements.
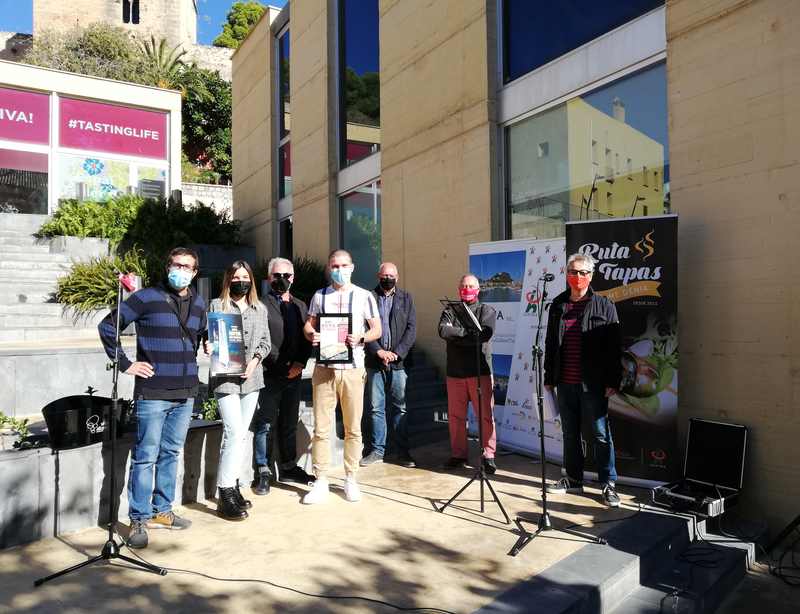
<box><xmin>98</xmin><ymin>247</ymin><xmax>207</xmax><ymax>548</ymax></box>
<box><xmin>543</xmin><ymin>253</ymin><xmax>622</xmax><ymax>508</ymax></box>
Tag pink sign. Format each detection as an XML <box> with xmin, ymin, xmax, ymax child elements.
<box><xmin>60</xmin><ymin>98</ymin><xmax>168</xmax><ymax>160</ymax></box>
<box><xmin>0</xmin><ymin>87</ymin><xmax>50</xmax><ymax>145</ymax></box>
<box><xmin>0</xmin><ymin>149</ymin><xmax>48</xmax><ymax>173</ymax></box>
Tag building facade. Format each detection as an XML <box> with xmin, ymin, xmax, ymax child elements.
<box><xmin>232</xmin><ymin>0</ymin><xmax>800</xmax><ymax>535</ymax></box>
<box><xmin>0</xmin><ymin>60</ymin><xmax>182</xmax><ymax>214</ymax></box>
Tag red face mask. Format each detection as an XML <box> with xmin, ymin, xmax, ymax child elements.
<box><xmin>567</xmin><ymin>275</ymin><xmax>591</xmax><ymax>291</ymax></box>
<box><xmin>459</xmin><ymin>288</ymin><xmax>480</xmax><ymax>303</ymax></box>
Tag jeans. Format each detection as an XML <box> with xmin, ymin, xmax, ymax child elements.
<box><xmin>216</xmin><ymin>391</ymin><xmax>260</xmax><ymax>488</ymax></box>
<box><xmin>556</xmin><ymin>383</ymin><xmax>617</xmax><ymax>484</ymax></box>
<box><xmin>252</xmin><ymin>375</ymin><xmax>302</xmax><ymax>469</ymax></box>
<box><xmin>128</xmin><ymin>398</ymin><xmax>193</xmax><ymax>521</ymax></box>
<box><xmin>365</xmin><ymin>368</ymin><xmax>409</xmax><ymax>456</ymax></box>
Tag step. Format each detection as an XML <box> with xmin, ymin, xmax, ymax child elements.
<box><xmin>0</xmin><ymin>213</ymin><xmax>48</xmax><ymax>233</ymax></box>
<box><xmin>0</xmin><ymin>244</ymin><xmax>53</xmax><ymax>254</ymax></box>
<box><xmin>0</xmin><ymin>283</ymin><xmax>57</xmax><ymax>304</ymax></box>
<box><xmin>0</xmin><ymin>252</ymin><xmax>70</xmax><ymax>263</ymax></box>
<box><xmin>0</xmin><ymin>260</ymin><xmax>72</xmax><ymax>271</ymax></box>
<box><xmin>0</xmin><ymin>304</ymin><xmax>99</xmax><ymax>316</ymax></box>
<box><xmin>0</xmin><ymin>311</ymin><xmax>106</xmax><ymax>330</ymax></box>
<box><xmin>0</xmin><ymin>269</ymin><xmax>69</xmax><ymax>282</ymax></box>
<box><xmin>0</xmin><ymin>327</ymin><xmax>100</xmax><ymax>343</ymax></box>
<box><xmin>0</xmin><ymin>236</ymin><xmax>48</xmax><ymax>248</ymax></box>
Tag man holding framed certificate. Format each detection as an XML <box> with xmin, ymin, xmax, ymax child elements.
<box><xmin>302</xmin><ymin>249</ymin><xmax>382</xmax><ymax>504</ymax></box>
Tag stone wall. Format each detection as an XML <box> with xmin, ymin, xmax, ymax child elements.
<box><xmin>181</xmin><ymin>182</ymin><xmax>233</xmax><ymax>216</ymax></box>
<box><xmin>186</xmin><ymin>44</ymin><xmax>233</xmax><ymax>81</ymax></box>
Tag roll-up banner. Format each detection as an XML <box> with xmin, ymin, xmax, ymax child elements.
<box><xmin>566</xmin><ymin>214</ymin><xmax>678</xmax><ymax>484</ymax></box>
<box><xmin>468</xmin><ymin>238</ymin><xmax>567</xmax><ymax>461</ymax></box>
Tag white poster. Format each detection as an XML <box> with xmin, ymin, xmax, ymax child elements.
<box><xmin>469</xmin><ymin>238</ymin><xmax>566</xmax><ymax>459</ymax></box>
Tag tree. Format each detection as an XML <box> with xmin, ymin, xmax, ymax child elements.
<box><xmin>213</xmin><ymin>2</ymin><xmax>267</xmax><ymax>49</ymax></box>
<box><xmin>24</xmin><ymin>23</ymin><xmax>148</xmax><ymax>85</ymax></box>
<box><xmin>182</xmin><ymin>69</ymin><xmax>232</xmax><ymax>183</ymax></box>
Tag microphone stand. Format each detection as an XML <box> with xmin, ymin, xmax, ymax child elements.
<box><xmin>437</xmin><ymin>299</ymin><xmax>510</xmax><ymax>524</ymax></box>
<box><xmin>509</xmin><ymin>276</ymin><xmax>606</xmax><ymax>556</ymax></box>
<box><xmin>35</xmin><ymin>275</ymin><xmax>166</xmax><ymax>586</ymax></box>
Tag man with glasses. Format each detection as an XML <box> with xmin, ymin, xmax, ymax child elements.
<box><xmin>361</xmin><ymin>262</ymin><xmax>417</xmax><ymax>468</ymax></box>
<box><xmin>251</xmin><ymin>257</ymin><xmax>314</xmax><ymax>493</ymax></box>
<box><xmin>543</xmin><ymin>253</ymin><xmax>622</xmax><ymax>507</ymax></box>
<box><xmin>302</xmin><ymin>249</ymin><xmax>381</xmax><ymax>504</ymax></box>
<box><xmin>98</xmin><ymin>247</ymin><xmax>206</xmax><ymax>549</ymax></box>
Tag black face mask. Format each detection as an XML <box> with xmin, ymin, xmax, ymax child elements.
<box><xmin>379</xmin><ymin>277</ymin><xmax>396</xmax><ymax>291</ymax></box>
<box><xmin>230</xmin><ymin>281</ymin><xmax>251</xmax><ymax>297</ymax></box>
<box><xmin>271</xmin><ymin>277</ymin><xmax>291</xmax><ymax>293</ymax></box>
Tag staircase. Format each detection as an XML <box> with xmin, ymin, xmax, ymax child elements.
<box><xmin>0</xmin><ymin>213</ymin><xmax>106</xmax><ymax>343</ymax></box>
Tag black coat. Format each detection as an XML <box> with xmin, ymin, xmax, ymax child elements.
<box><xmin>365</xmin><ymin>287</ymin><xmax>417</xmax><ymax>370</ymax></box>
<box><xmin>543</xmin><ymin>288</ymin><xmax>622</xmax><ymax>390</ymax></box>
<box><xmin>438</xmin><ymin>301</ymin><xmax>495</xmax><ymax>378</ymax></box>
<box><xmin>261</xmin><ymin>292</ymin><xmax>312</xmax><ymax>378</ymax></box>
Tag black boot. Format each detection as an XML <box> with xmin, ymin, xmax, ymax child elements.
<box><xmin>217</xmin><ymin>487</ymin><xmax>248</xmax><ymax>520</ymax></box>
<box><xmin>253</xmin><ymin>467</ymin><xmax>271</xmax><ymax>496</ymax></box>
<box><xmin>235</xmin><ymin>479</ymin><xmax>253</xmax><ymax>509</ymax></box>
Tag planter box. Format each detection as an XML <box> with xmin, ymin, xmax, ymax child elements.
<box><xmin>49</xmin><ymin>236</ymin><xmax>110</xmax><ymax>260</ymax></box>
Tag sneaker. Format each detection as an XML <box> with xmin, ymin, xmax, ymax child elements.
<box><xmin>127</xmin><ymin>520</ymin><xmax>148</xmax><ymax>549</ymax></box>
<box><xmin>546</xmin><ymin>477</ymin><xmax>584</xmax><ymax>495</ymax></box>
<box><xmin>280</xmin><ymin>465</ymin><xmax>314</xmax><ymax>485</ymax></box>
<box><xmin>603</xmin><ymin>483</ymin><xmax>621</xmax><ymax>508</ymax></box>
<box><xmin>147</xmin><ymin>510</ymin><xmax>192</xmax><ymax>530</ymax></box>
<box><xmin>394</xmin><ymin>450</ymin><xmax>416</xmax><ymax>468</ymax></box>
<box><xmin>483</xmin><ymin>457</ymin><xmax>497</xmax><ymax>475</ymax></box>
<box><xmin>444</xmin><ymin>457</ymin><xmax>467</xmax><ymax>469</ymax></box>
<box><xmin>343</xmin><ymin>476</ymin><xmax>362</xmax><ymax>502</ymax></box>
<box><xmin>359</xmin><ymin>451</ymin><xmax>384</xmax><ymax>467</ymax></box>
<box><xmin>302</xmin><ymin>477</ymin><xmax>330</xmax><ymax>505</ymax></box>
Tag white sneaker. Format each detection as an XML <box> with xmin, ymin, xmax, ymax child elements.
<box><xmin>302</xmin><ymin>477</ymin><xmax>329</xmax><ymax>505</ymax></box>
<box><xmin>343</xmin><ymin>476</ymin><xmax>361</xmax><ymax>502</ymax></box>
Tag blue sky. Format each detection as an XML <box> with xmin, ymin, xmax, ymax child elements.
<box><xmin>0</xmin><ymin>1</ymin><xmax>287</xmax><ymax>45</ymax></box>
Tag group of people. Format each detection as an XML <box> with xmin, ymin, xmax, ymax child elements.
<box><xmin>98</xmin><ymin>246</ymin><xmax>622</xmax><ymax>550</ymax></box>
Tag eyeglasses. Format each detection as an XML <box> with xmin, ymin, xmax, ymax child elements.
<box><xmin>566</xmin><ymin>269</ymin><xmax>592</xmax><ymax>277</ymax></box>
<box><xmin>170</xmin><ymin>263</ymin><xmax>195</xmax><ymax>272</ymax></box>
<box><xmin>272</xmin><ymin>272</ymin><xmax>293</xmax><ymax>279</ymax></box>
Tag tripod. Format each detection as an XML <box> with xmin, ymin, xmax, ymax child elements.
<box><xmin>509</xmin><ymin>275</ymin><xmax>605</xmax><ymax>556</ymax></box>
<box><xmin>35</xmin><ymin>275</ymin><xmax>166</xmax><ymax>586</ymax></box>
<box><xmin>437</xmin><ymin>299</ymin><xmax>510</xmax><ymax>524</ymax></box>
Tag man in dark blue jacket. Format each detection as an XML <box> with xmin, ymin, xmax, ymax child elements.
<box><xmin>98</xmin><ymin>247</ymin><xmax>206</xmax><ymax>549</ymax></box>
<box><xmin>361</xmin><ymin>262</ymin><xmax>417</xmax><ymax>467</ymax></box>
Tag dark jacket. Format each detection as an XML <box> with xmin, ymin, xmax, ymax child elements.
<box><xmin>438</xmin><ymin>301</ymin><xmax>495</xmax><ymax>378</ymax></box>
<box><xmin>543</xmin><ymin>288</ymin><xmax>622</xmax><ymax>390</ymax></box>
<box><xmin>98</xmin><ymin>284</ymin><xmax>206</xmax><ymax>399</ymax></box>
<box><xmin>262</xmin><ymin>291</ymin><xmax>312</xmax><ymax>378</ymax></box>
<box><xmin>365</xmin><ymin>286</ymin><xmax>417</xmax><ymax>370</ymax></box>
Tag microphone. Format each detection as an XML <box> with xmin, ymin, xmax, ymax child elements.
<box><xmin>540</xmin><ymin>273</ymin><xmax>555</xmax><ymax>282</ymax></box>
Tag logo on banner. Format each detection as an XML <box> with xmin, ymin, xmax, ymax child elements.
<box><xmin>579</xmin><ymin>229</ymin><xmax>663</xmax><ymax>303</ymax></box>
<box><xmin>524</xmin><ymin>289</ymin><xmax>541</xmax><ymax>315</ymax></box>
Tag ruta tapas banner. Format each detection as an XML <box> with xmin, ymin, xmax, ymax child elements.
<box><xmin>566</xmin><ymin>214</ymin><xmax>678</xmax><ymax>483</ymax></box>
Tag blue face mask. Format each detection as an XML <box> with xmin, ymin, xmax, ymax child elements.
<box><xmin>330</xmin><ymin>267</ymin><xmax>352</xmax><ymax>286</ymax></box>
<box><xmin>167</xmin><ymin>267</ymin><xmax>194</xmax><ymax>290</ymax></box>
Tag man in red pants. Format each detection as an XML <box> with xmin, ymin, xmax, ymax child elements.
<box><xmin>438</xmin><ymin>274</ymin><xmax>497</xmax><ymax>474</ymax></box>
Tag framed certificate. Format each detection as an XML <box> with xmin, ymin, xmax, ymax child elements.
<box><xmin>208</xmin><ymin>312</ymin><xmax>246</xmax><ymax>376</ymax></box>
<box><xmin>317</xmin><ymin>312</ymin><xmax>352</xmax><ymax>364</ymax></box>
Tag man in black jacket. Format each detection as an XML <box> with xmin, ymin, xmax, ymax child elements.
<box><xmin>361</xmin><ymin>262</ymin><xmax>417</xmax><ymax>467</ymax></box>
<box><xmin>251</xmin><ymin>257</ymin><xmax>314</xmax><ymax>492</ymax></box>
<box><xmin>438</xmin><ymin>274</ymin><xmax>498</xmax><ymax>474</ymax></box>
<box><xmin>544</xmin><ymin>253</ymin><xmax>622</xmax><ymax>507</ymax></box>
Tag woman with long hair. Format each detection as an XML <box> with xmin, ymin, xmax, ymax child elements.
<box><xmin>207</xmin><ymin>260</ymin><xmax>270</xmax><ymax>520</ymax></box>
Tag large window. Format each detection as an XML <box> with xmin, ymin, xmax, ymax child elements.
<box><xmin>503</xmin><ymin>0</ymin><xmax>663</xmax><ymax>83</ymax></box>
<box><xmin>0</xmin><ymin>149</ymin><xmax>48</xmax><ymax>214</ymax></box>
<box><xmin>341</xmin><ymin>181</ymin><xmax>381</xmax><ymax>287</ymax></box>
<box><xmin>339</xmin><ymin>0</ymin><xmax>380</xmax><ymax>167</ymax></box>
<box><xmin>506</xmin><ymin>63</ymin><xmax>668</xmax><ymax>239</ymax></box>
<box><xmin>277</xmin><ymin>28</ymin><xmax>291</xmax><ymax>199</ymax></box>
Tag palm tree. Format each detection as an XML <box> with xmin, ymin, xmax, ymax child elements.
<box><xmin>139</xmin><ymin>36</ymin><xmax>210</xmax><ymax>101</ymax></box>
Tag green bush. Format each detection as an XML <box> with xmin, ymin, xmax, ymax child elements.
<box><xmin>56</xmin><ymin>249</ymin><xmax>150</xmax><ymax>311</ymax></box>
<box><xmin>38</xmin><ymin>195</ymin><xmax>144</xmax><ymax>245</ymax></box>
<box><xmin>257</xmin><ymin>255</ymin><xmax>327</xmax><ymax>306</ymax></box>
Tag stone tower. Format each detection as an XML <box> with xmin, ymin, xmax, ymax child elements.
<box><xmin>33</xmin><ymin>0</ymin><xmax>198</xmax><ymax>48</ymax></box>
